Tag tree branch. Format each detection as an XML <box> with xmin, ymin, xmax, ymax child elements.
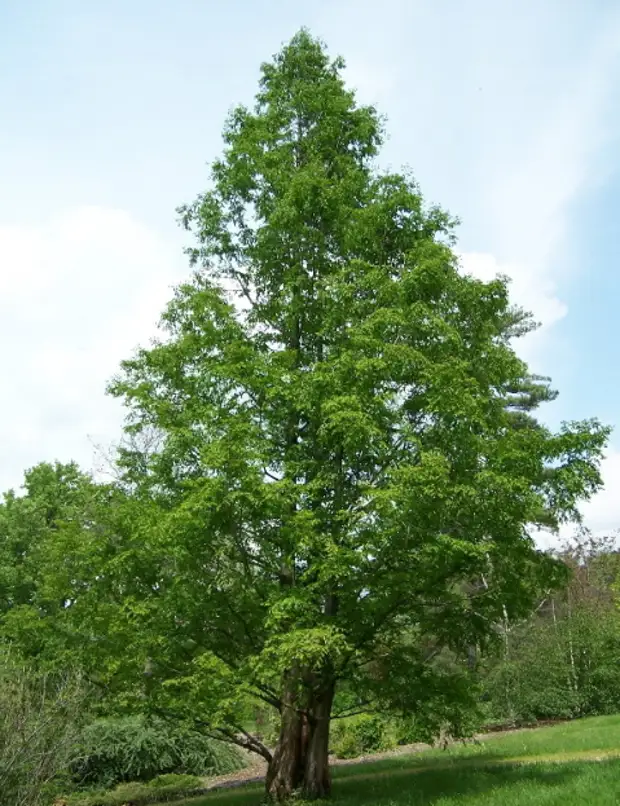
<box><xmin>150</xmin><ymin>705</ymin><xmax>273</xmax><ymax>763</ymax></box>
<box><xmin>331</xmin><ymin>700</ymin><xmax>377</xmax><ymax>720</ymax></box>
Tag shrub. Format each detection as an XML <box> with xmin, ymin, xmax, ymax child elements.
<box><xmin>392</xmin><ymin>716</ymin><xmax>435</xmax><ymax>747</ymax></box>
<box><xmin>70</xmin><ymin>715</ymin><xmax>244</xmax><ymax>788</ymax></box>
<box><xmin>481</xmin><ymin>606</ymin><xmax>620</xmax><ymax>726</ymax></box>
<box><xmin>330</xmin><ymin>714</ymin><xmax>392</xmax><ymax>759</ymax></box>
<box><xmin>147</xmin><ymin>773</ymin><xmax>203</xmax><ymax>789</ymax></box>
<box><xmin>63</xmin><ymin>774</ymin><xmax>205</xmax><ymax>806</ymax></box>
<box><xmin>0</xmin><ymin>652</ymin><xmax>87</xmax><ymax>806</ymax></box>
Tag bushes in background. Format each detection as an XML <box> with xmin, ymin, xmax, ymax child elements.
<box><xmin>481</xmin><ymin>608</ymin><xmax>620</xmax><ymax>726</ymax></box>
<box><xmin>0</xmin><ymin>652</ymin><xmax>87</xmax><ymax>806</ymax></box>
<box><xmin>60</xmin><ymin>774</ymin><xmax>205</xmax><ymax>806</ymax></box>
<box><xmin>481</xmin><ymin>538</ymin><xmax>620</xmax><ymax>727</ymax></box>
<box><xmin>70</xmin><ymin>715</ymin><xmax>244</xmax><ymax>789</ymax></box>
<box><xmin>330</xmin><ymin>714</ymin><xmax>391</xmax><ymax>759</ymax></box>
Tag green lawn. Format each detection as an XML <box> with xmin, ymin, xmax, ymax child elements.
<box><xmin>179</xmin><ymin>715</ymin><xmax>620</xmax><ymax>805</ymax></box>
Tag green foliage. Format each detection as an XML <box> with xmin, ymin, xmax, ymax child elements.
<box><xmin>331</xmin><ymin>715</ymin><xmax>390</xmax><ymax>759</ymax></box>
<box><xmin>148</xmin><ymin>773</ymin><xmax>205</xmax><ymax>788</ymax></box>
<box><xmin>64</xmin><ymin>774</ymin><xmax>204</xmax><ymax>806</ymax></box>
<box><xmin>481</xmin><ymin>536</ymin><xmax>620</xmax><ymax>726</ymax></box>
<box><xmin>0</xmin><ymin>461</ymin><xmax>110</xmax><ymax>666</ymax></box>
<box><xmin>71</xmin><ymin>716</ymin><xmax>244</xmax><ymax>788</ymax></box>
<box><xmin>483</xmin><ymin>613</ymin><xmax>620</xmax><ymax>724</ymax></box>
<box><xmin>0</xmin><ymin>462</ymin><xmax>98</xmax><ymax>608</ymax></box>
<box><xmin>483</xmin><ymin>653</ymin><xmax>581</xmax><ymax>724</ymax></box>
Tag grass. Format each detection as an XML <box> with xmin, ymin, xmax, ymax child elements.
<box><xmin>174</xmin><ymin>714</ymin><xmax>620</xmax><ymax>805</ymax></box>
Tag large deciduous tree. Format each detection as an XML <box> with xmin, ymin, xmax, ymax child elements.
<box><xmin>40</xmin><ymin>32</ymin><xmax>608</xmax><ymax>801</ymax></box>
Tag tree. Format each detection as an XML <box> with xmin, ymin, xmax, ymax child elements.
<box><xmin>31</xmin><ymin>31</ymin><xmax>608</xmax><ymax>801</ymax></box>
<box><xmin>0</xmin><ymin>462</ymin><xmax>105</xmax><ymax>660</ymax></box>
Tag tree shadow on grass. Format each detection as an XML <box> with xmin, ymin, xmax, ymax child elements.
<box><xmin>183</xmin><ymin>757</ymin><xmax>620</xmax><ymax>806</ymax></box>
<box><xmin>332</xmin><ymin>760</ymin><xmax>581</xmax><ymax>805</ymax></box>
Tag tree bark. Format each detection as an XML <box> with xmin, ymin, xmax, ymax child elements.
<box><xmin>266</xmin><ymin>672</ymin><xmax>304</xmax><ymax>801</ymax></box>
<box><xmin>265</xmin><ymin>674</ymin><xmax>335</xmax><ymax>801</ymax></box>
<box><xmin>302</xmin><ymin>682</ymin><xmax>335</xmax><ymax>799</ymax></box>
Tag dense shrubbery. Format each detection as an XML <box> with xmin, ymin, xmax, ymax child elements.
<box><xmin>70</xmin><ymin>715</ymin><xmax>244</xmax><ymax>788</ymax></box>
<box><xmin>61</xmin><ymin>774</ymin><xmax>205</xmax><ymax>806</ymax></box>
<box><xmin>330</xmin><ymin>715</ymin><xmax>391</xmax><ymax>759</ymax></box>
<box><xmin>329</xmin><ymin>703</ymin><xmax>484</xmax><ymax>759</ymax></box>
<box><xmin>0</xmin><ymin>653</ymin><xmax>86</xmax><ymax>806</ymax></box>
<box><xmin>0</xmin><ymin>662</ymin><xmax>245</xmax><ymax>803</ymax></box>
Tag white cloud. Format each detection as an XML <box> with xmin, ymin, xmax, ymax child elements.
<box><xmin>579</xmin><ymin>448</ymin><xmax>620</xmax><ymax>536</ymax></box>
<box><xmin>461</xmin><ymin>16</ymin><xmax>620</xmax><ymax>346</ymax></box>
<box><xmin>458</xmin><ymin>251</ymin><xmax>567</xmax><ymax>370</ymax></box>
<box><xmin>487</xmin><ymin>21</ymin><xmax>620</xmax><ymax>271</ymax></box>
<box><xmin>0</xmin><ymin>207</ymin><xmax>182</xmax><ymax>492</ymax></box>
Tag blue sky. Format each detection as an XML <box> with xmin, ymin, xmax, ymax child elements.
<box><xmin>2</xmin><ymin>0</ymin><xmax>620</xmax><ymax>536</ymax></box>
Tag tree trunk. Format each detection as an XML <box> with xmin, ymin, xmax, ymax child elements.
<box><xmin>266</xmin><ymin>676</ymin><xmax>335</xmax><ymax>801</ymax></box>
<box><xmin>266</xmin><ymin>673</ymin><xmax>304</xmax><ymax>801</ymax></box>
<box><xmin>302</xmin><ymin>682</ymin><xmax>335</xmax><ymax>800</ymax></box>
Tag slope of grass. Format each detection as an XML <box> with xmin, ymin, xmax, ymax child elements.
<box><xmin>174</xmin><ymin>715</ymin><xmax>620</xmax><ymax>805</ymax></box>
<box><xmin>334</xmin><ymin>713</ymin><xmax>620</xmax><ymax>779</ymax></box>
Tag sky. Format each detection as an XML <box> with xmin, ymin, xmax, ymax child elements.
<box><xmin>1</xmin><ymin>0</ymin><xmax>620</xmax><ymax>539</ymax></box>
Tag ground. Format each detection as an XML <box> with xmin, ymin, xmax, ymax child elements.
<box><xmin>176</xmin><ymin>715</ymin><xmax>620</xmax><ymax>805</ymax></box>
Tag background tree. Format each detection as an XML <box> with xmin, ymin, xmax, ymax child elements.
<box><xmin>0</xmin><ymin>462</ymin><xmax>104</xmax><ymax>661</ymax></box>
<box><xmin>482</xmin><ymin>531</ymin><xmax>620</xmax><ymax>725</ymax></box>
<box><xmin>17</xmin><ymin>31</ymin><xmax>610</xmax><ymax>801</ymax></box>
